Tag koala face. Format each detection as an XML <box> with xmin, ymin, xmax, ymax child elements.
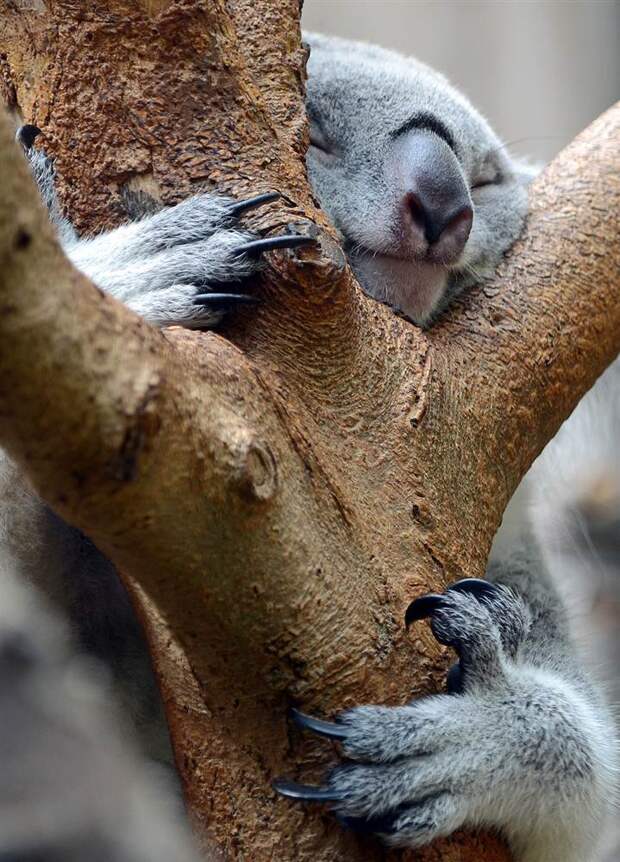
<box><xmin>304</xmin><ymin>32</ymin><xmax>536</xmax><ymax>325</ymax></box>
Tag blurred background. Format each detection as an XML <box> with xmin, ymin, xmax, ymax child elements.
<box><xmin>302</xmin><ymin>0</ymin><xmax>620</xmax><ymax>165</ymax></box>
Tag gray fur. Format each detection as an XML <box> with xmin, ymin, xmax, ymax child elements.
<box><xmin>0</xmin><ymin>566</ymin><xmax>201</xmax><ymax>861</ymax></box>
<box><xmin>25</xmin><ymin>147</ymin><xmax>78</xmax><ymax>247</ymax></box>
<box><xmin>3</xmin><ymin>32</ymin><xmax>615</xmax><ymax>862</ymax></box>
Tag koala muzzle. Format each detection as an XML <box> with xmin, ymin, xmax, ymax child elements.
<box><xmin>396</xmin><ymin>131</ymin><xmax>473</xmax><ymax>264</ymax></box>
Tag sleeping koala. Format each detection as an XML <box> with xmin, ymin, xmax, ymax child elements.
<box><xmin>6</xmin><ymin>31</ymin><xmax>615</xmax><ymax>862</ymax></box>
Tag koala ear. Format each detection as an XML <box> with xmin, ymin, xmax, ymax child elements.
<box><xmin>513</xmin><ymin>158</ymin><xmax>543</xmax><ymax>187</ymax></box>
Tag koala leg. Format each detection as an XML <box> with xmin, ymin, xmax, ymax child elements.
<box><xmin>275</xmin><ymin>575</ymin><xmax>616</xmax><ymax>862</ymax></box>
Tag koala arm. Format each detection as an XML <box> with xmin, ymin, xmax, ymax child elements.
<box><xmin>17</xmin><ymin>126</ymin><xmax>312</xmax><ymax>329</ymax></box>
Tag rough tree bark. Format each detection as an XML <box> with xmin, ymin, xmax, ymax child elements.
<box><xmin>0</xmin><ymin>2</ymin><xmax>619</xmax><ymax>861</ymax></box>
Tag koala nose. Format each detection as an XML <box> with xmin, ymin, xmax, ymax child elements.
<box><xmin>406</xmin><ymin>191</ymin><xmax>473</xmax><ymax>249</ymax></box>
<box><xmin>396</xmin><ymin>131</ymin><xmax>473</xmax><ymax>261</ymax></box>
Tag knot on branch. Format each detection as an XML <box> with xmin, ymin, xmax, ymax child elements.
<box><xmin>229</xmin><ymin>437</ymin><xmax>278</xmax><ymax>503</ymax></box>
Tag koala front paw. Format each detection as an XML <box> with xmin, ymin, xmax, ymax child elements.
<box><xmin>274</xmin><ymin>579</ymin><xmax>598</xmax><ymax>856</ymax></box>
<box><xmin>16</xmin><ymin>124</ymin><xmax>317</xmax><ymax>330</ymax></box>
<box><xmin>69</xmin><ymin>189</ymin><xmax>316</xmax><ymax>329</ymax></box>
<box><xmin>122</xmin><ymin>198</ymin><xmax>316</xmax><ymax>328</ymax></box>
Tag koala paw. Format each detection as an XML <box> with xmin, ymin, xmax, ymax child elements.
<box><xmin>274</xmin><ymin>579</ymin><xmax>598</xmax><ymax>855</ymax></box>
<box><xmin>118</xmin><ymin>196</ymin><xmax>316</xmax><ymax>328</ymax></box>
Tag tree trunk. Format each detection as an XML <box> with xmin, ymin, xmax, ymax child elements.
<box><xmin>0</xmin><ymin>2</ymin><xmax>619</xmax><ymax>860</ymax></box>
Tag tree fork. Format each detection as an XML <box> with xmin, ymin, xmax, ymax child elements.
<box><xmin>0</xmin><ymin>2</ymin><xmax>619</xmax><ymax>860</ymax></box>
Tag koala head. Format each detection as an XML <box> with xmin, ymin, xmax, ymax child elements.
<box><xmin>304</xmin><ymin>32</ymin><xmax>537</xmax><ymax>325</ymax></box>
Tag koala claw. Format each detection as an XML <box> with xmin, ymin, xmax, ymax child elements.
<box><xmin>405</xmin><ymin>579</ymin><xmax>503</xmax><ymax>692</ymax></box>
<box><xmin>289</xmin><ymin>707</ymin><xmax>350</xmax><ymax>740</ymax></box>
<box><xmin>16</xmin><ymin>124</ymin><xmax>42</xmax><ymax>151</ymax></box>
<box><xmin>272</xmin><ymin>778</ymin><xmax>343</xmax><ymax>802</ymax></box>
<box><xmin>228</xmin><ymin>191</ymin><xmax>280</xmax><ymax>218</ymax></box>
<box><xmin>404</xmin><ymin>577</ymin><xmax>500</xmax><ymax>627</ymax></box>
<box><xmin>404</xmin><ymin>593</ymin><xmax>445</xmax><ymax>626</ymax></box>
<box><xmin>447</xmin><ymin>577</ymin><xmax>501</xmax><ymax>599</ymax></box>
<box><xmin>235</xmin><ymin>234</ymin><xmax>317</xmax><ymax>258</ymax></box>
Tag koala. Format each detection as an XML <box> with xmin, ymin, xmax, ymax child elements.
<box><xmin>3</xmin><ymin>31</ymin><xmax>615</xmax><ymax>862</ymax></box>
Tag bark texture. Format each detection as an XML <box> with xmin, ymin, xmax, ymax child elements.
<box><xmin>1</xmin><ymin>2</ymin><xmax>619</xmax><ymax>860</ymax></box>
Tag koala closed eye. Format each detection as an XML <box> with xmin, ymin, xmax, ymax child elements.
<box><xmin>308</xmin><ymin>122</ymin><xmax>338</xmax><ymax>160</ymax></box>
<box><xmin>470</xmin><ymin>152</ymin><xmax>505</xmax><ymax>191</ymax></box>
<box><xmin>470</xmin><ymin>171</ymin><xmax>503</xmax><ymax>190</ymax></box>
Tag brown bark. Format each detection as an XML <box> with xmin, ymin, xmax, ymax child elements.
<box><xmin>1</xmin><ymin>2</ymin><xmax>619</xmax><ymax>861</ymax></box>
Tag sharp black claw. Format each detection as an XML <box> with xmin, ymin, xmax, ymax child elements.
<box><xmin>272</xmin><ymin>778</ymin><xmax>343</xmax><ymax>802</ymax></box>
<box><xmin>289</xmin><ymin>707</ymin><xmax>350</xmax><ymax>740</ymax></box>
<box><xmin>404</xmin><ymin>594</ymin><xmax>445</xmax><ymax>628</ymax></box>
<box><xmin>16</xmin><ymin>124</ymin><xmax>42</xmax><ymax>150</ymax></box>
<box><xmin>235</xmin><ymin>234</ymin><xmax>317</xmax><ymax>258</ymax></box>
<box><xmin>229</xmin><ymin>192</ymin><xmax>280</xmax><ymax>218</ymax></box>
<box><xmin>193</xmin><ymin>293</ymin><xmax>260</xmax><ymax>310</ymax></box>
<box><xmin>447</xmin><ymin>578</ymin><xmax>499</xmax><ymax>600</ymax></box>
